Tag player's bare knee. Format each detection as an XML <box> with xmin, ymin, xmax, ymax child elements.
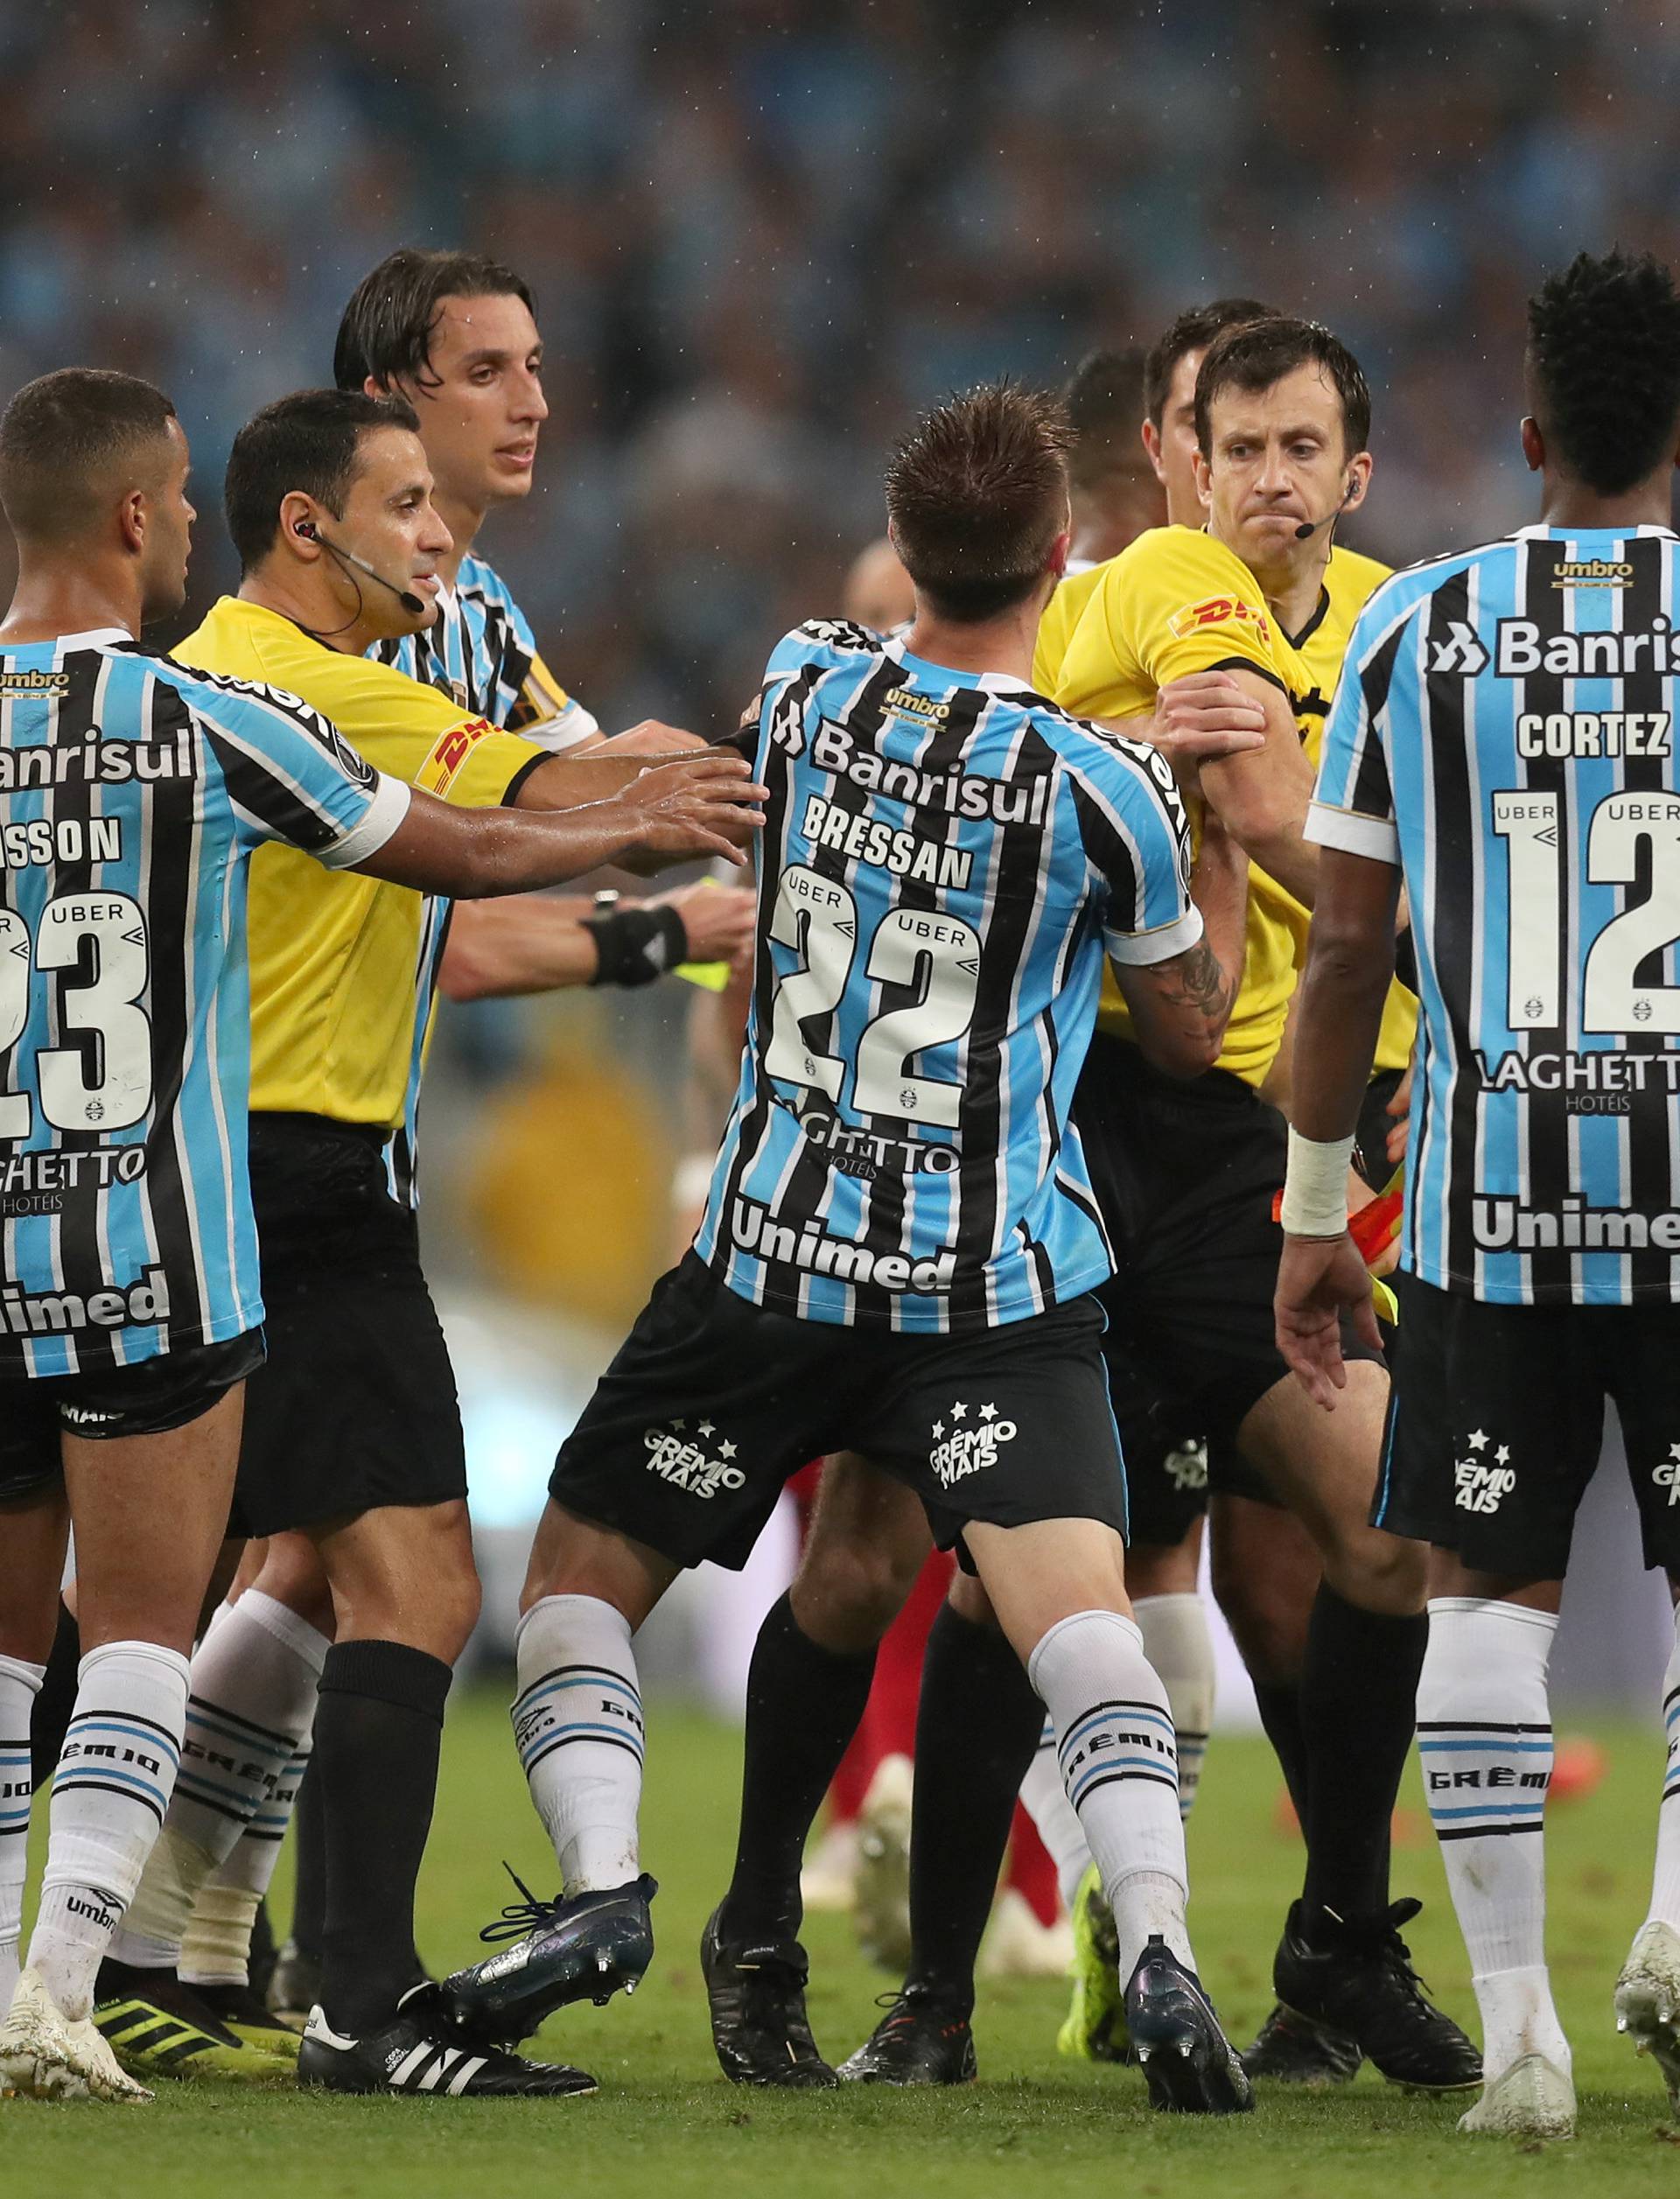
<box><xmin>252</xmin><ymin>1530</ymin><xmax>336</xmax><ymax>1635</ymax></box>
<box><xmin>791</xmin><ymin>1535</ymin><xmax>910</xmax><ymax>1650</ymax></box>
<box><xmin>1323</xmin><ymin>1519</ymin><xmax>1425</xmax><ymax>1615</ymax></box>
<box><xmin>519</xmin><ymin>1500</ymin><xmax>672</xmax><ymax>1629</ymax></box>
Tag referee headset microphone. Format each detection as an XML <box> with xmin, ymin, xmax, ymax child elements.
<box><xmin>1293</xmin><ymin>473</ymin><xmax>1360</xmax><ymax>541</ymax></box>
<box><xmin>293</xmin><ymin>515</ymin><xmax>427</xmax><ymax>616</ymax></box>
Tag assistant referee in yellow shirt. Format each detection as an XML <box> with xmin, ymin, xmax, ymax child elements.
<box><xmin>167</xmin><ymin>390</ymin><xmax>748</xmax><ymax>2093</ymax></box>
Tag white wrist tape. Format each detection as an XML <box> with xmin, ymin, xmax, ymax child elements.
<box><xmin>1279</xmin><ymin>1127</ymin><xmax>1356</xmax><ymax>1238</ymax></box>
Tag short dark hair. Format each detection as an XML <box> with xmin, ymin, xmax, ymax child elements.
<box><xmin>0</xmin><ymin>368</ymin><xmax>178</xmax><ymax>543</ymax></box>
<box><xmin>886</xmin><ymin>383</ymin><xmax>1074</xmax><ymax>623</ymax></box>
<box><xmin>224</xmin><ymin>388</ymin><xmax>420</xmax><ymax>573</ymax></box>
<box><xmin>334</xmin><ymin>248</ymin><xmax>537</xmax><ymax>392</ymax></box>
<box><xmin>1063</xmin><ymin>349</ymin><xmax>1148</xmax><ymax>491</ymax></box>
<box><xmin>1194</xmin><ymin>317</ymin><xmax>1372</xmax><ymax>460</ymax></box>
<box><xmin>1527</xmin><ymin>250</ymin><xmax>1680</xmax><ymax>496</ymax></box>
<box><xmin>1142</xmin><ymin>298</ymin><xmax>1278</xmax><ymax>427</ymax></box>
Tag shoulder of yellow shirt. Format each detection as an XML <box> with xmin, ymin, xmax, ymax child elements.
<box><xmin>172</xmin><ymin>596</ymin><xmax>546</xmax><ymax>804</ymax></box>
<box><xmin>1325</xmin><ymin>543</ymin><xmax>1393</xmax><ymax>620</ymax></box>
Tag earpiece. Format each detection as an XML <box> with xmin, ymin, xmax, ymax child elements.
<box><xmin>293</xmin><ymin>518</ymin><xmax>318</xmax><ymax>540</ymax></box>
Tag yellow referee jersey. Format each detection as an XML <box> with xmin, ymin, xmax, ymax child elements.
<box><xmin>1036</xmin><ymin>528</ymin><xmax>1415</xmax><ymax>1084</ymax></box>
<box><xmin>173</xmin><ymin>597</ymin><xmax>548</xmax><ymax>1128</ymax></box>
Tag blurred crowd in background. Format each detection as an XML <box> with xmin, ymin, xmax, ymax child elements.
<box><xmin>4</xmin><ymin>0</ymin><xmax>1678</xmax><ymax>1621</ymax></box>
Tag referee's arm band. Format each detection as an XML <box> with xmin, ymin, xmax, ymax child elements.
<box><xmin>584</xmin><ymin>902</ymin><xmax>690</xmax><ymax>988</ymax></box>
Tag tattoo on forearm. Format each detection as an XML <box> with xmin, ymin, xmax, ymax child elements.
<box><xmin>1160</xmin><ymin>940</ymin><xmax>1236</xmax><ymax>1023</ymax></box>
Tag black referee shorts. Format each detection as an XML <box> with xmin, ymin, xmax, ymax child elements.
<box><xmin>228</xmin><ymin>1114</ymin><xmax>466</xmax><ymax>1539</ymax></box>
<box><xmin>1076</xmin><ymin>1032</ymin><xmax>1383</xmax><ymax>1504</ymax></box>
<box><xmin>547</xmin><ymin>1254</ymin><xmax>1129</xmax><ymax>1572</ymax></box>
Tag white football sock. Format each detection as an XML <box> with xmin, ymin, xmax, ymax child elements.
<box><xmin>0</xmin><ymin>1653</ymin><xmax>46</xmax><ymax>2006</ymax></box>
<box><xmin>178</xmin><ymin>1739</ymin><xmax>312</xmax><ymax>1986</ymax></box>
<box><xmin>111</xmin><ymin>1591</ymin><xmax>326</xmax><ymax>1969</ymax></box>
<box><xmin>1018</xmin><ymin>1714</ymin><xmax>1092</xmax><ymax>1911</ymax></box>
<box><xmin>1417</xmin><ymin>1597</ymin><xmax>1568</xmax><ymax>2079</ymax></box>
<box><xmin>514</xmin><ymin>1595</ymin><xmax>644</xmax><ymax>1892</ymax></box>
<box><xmin>1644</xmin><ymin>1603</ymin><xmax>1680</xmax><ymax>1933</ymax></box>
<box><xmin>1134</xmin><ymin>1592</ymin><xmax>1216</xmax><ymax>1821</ymax></box>
<box><xmin>29</xmin><ymin>1640</ymin><xmax>189</xmax><ymax>2020</ymax></box>
<box><xmin>1028</xmin><ymin>1608</ymin><xmax>1192</xmax><ymax>1975</ymax></box>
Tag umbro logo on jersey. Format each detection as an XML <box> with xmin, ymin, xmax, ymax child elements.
<box><xmin>1454</xmin><ymin>1429</ymin><xmax>1515</xmax><ymax>1514</ymax></box>
<box><xmin>1426</xmin><ymin>622</ymin><xmax>1490</xmax><ymax>676</ymax></box>
<box><xmin>928</xmin><ymin>1400</ymin><xmax>1017</xmax><ymax>1489</ymax></box>
<box><xmin>643</xmin><ymin>1419</ymin><xmax>746</xmax><ymax>1497</ymax></box>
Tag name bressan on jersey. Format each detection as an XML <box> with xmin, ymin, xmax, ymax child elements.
<box><xmin>4</xmin><ymin>816</ymin><xmax>124</xmax><ymax>870</ymax></box>
<box><xmin>799</xmin><ymin>795</ymin><xmax>973</xmax><ymax>887</ymax></box>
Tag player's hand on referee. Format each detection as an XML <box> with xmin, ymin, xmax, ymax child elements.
<box><xmin>1113</xmin><ymin>672</ymin><xmax>1269</xmax><ymax>797</ymax></box>
<box><xmin>616</xmin><ymin>752</ymin><xmax>768</xmax><ymax>871</ymax></box>
<box><xmin>1275</xmin><ymin>1230</ymin><xmax>1383</xmax><ymax>1411</ymax></box>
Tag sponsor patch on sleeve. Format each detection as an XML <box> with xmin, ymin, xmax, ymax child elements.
<box><xmin>1167</xmin><ymin>595</ymin><xmax>1271</xmax><ymax>646</ymax></box>
<box><xmin>416</xmin><ymin>716</ymin><xmax>494</xmax><ymax>794</ymax></box>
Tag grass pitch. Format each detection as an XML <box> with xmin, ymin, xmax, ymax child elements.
<box><xmin>9</xmin><ymin>1686</ymin><xmax>1680</xmax><ymax>2197</ymax></box>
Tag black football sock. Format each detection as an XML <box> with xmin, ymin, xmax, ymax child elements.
<box><xmin>904</xmin><ymin>1604</ymin><xmax>1044</xmax><ymax>2016</ymax></box>
<box><xmin>312</xmin><ymin>1639</ymin><xmax>452</xmax><ymax>2036</ymax></box>
<box><xmin>1298</xmin><ymin>1585</ymin><xmax>1427</xmax><ymax>1931</ymax></box>
<box><xmin>1251</xmin><ymin>1677</ymin><xmax>1312</xmax><ymax>1826</ymax></box>
<box><xmin>29</xmin><ymin>1600</ymin><xmax>80</xmax><ymax>1789</ymax></box>
<box><xmin>287</xmin><ymin>1753</ymin><xmax>326</xmax><ymax>1958</ymax></box>
<box><xmin>717</xmin><ymin>1593</ymin><xmax>878</xmax><ymax>1948</ymax></box>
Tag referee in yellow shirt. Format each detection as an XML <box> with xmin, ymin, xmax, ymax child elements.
<box><xmin>1032</xmin><ymin>319</ymin><xmax>1475</xmax><ymax>2090</ymax></box>
<box><xmin>130</xmin><ymin>389</ymin><xmax>758</xmax><ymax>2095</ymax></box>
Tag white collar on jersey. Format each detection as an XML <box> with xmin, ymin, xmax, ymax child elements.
<box><xmin>883</xmin><ymin>635</ymin><xmax>1028</xmax><ymax>695</ymax></box>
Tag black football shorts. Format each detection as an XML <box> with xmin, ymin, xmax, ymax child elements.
<box><xmin>547</xmin><ymin>1253</ymin><xmax>1130</xmax><ymax>1571</ymax></box>
<box><xmin>1376</xmin><ymin>1275</ymin><xmax>1680</xmax><ymax>1579</ymax></box>
<box><xmin>1075</xmin><ymin>1033</ymin><xmax>1382</xmax><ymax>1516</ymax></box>
<box><xmin>0</xmin><ymin>1327</ymin><xmax>266</xmax><ymax>1502</ymax></box>
<box><xmin>228</xmin><ymin>1114</ymin><xmax>466</xmax><ymax>1538</ymax></box>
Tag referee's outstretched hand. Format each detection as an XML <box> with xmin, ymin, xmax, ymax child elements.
<box><xmin>1275</xmin><ymin>1230</ymin><xmax>1383</xmax><ymax>1412</ymax></box>
<box><xmin>618</xmin><ymin>752</ymin><xmax>768</xmax><ymax>872</ymax></box>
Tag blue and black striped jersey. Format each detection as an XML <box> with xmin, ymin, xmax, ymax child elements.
<box><xmin>695</xmin><ymin>620</ymin><xmax>1200</xmax><ymax>1332</ymax></box>
<box><xmin>0</xmin><ymin>630</ymin><xmax>406</xmax><ymax>1375</ymax></box>
<box><xmin>371</xmin><ymin>550</ymin><xmax>594</xmax><ymax>1206</ymax></box>
<box><xmin>375</xmin><ymin>551</ymin><xmax>596</xmax><ymax>746</ymax></box>
<box><xmin>1311</xmin><ymin>523</ymin><xmax>1680</xmax><ymax>1307</ymax></box>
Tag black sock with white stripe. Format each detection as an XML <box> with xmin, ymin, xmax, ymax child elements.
<box><xmin>313</xmin><ymin>1639</ymin><xmax>451</xmax><ymax>2037</ymax></box>
<box><xmin>1416</xmin><ymin>1596</ymin><xmax>1566</xmax><ymax>2079</ymax></box>
<box><xmin>1027</xmin><ymin>1608</ymin><xmax>1193</xmax><ymax>1978</ymax></box>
